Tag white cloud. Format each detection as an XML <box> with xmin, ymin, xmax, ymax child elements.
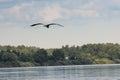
<box><xmin>61</xmin><ymin>9</ymin><xmax>99</xmax><ymax>19</ymax></box>
<box><xmin>38</xmin><ymin>5</ymin><xmax>63</xmax><ymax>22</ymax></box>
<box><xmin>60</xmin><ymin>0</ymin><xmax>99</xmax><ymax>18</ymax></box>
<box><xmin>0</xmin><ymin>0</ymin><xmax>13</xmax><ymax>2</ymax></box>
<box><xmin>0</xmin><ymin>0</ymin><xmax>102</xmax><ymax>23</ymax></box>
<box><xmin>110</xmin><ymin>0</ymin><xmax>120</xmax><ymax>3</ymax></box>
<box><xmin>0</xmin><ymin>2</ymin><xmax>36</xmax><ymax>23</ymax></box>
<box><xmin>7</xmin><ymin>2</ymin><xmax>34</xmax><ymax>21</ymax></box>
<box><xmin>112</xmin><ymin>10</ymin><xmax>120</xmax><ymax>16</ymax></box>
<box><xmin>0</xmin><ymin>22</ymin><xmax>16</xmax><ymax>28</ymax></box>
<box><xmin>75</xmin><ymin>0</ymin><xmax>100</xmax><ymax>18</ymax></box>
<box><xmin>11</xmin><ymin>3</ymin><xmax>33</xmax><ymax>13</ymax></box>
<box><xmin>0</xmin><ymin>15</ymin><xmax>3</xmax><ymax>19</ymax></box>
<box><xmin>81</xmin><ymin>0</ymin><xmax>97</xmax><ymax>9</ymax></box>
<box><xmin>0</xmin><ymin>0</ymin><xmax>114</xmax><ymax>24</ymax></box>
<box><xmin>110</xmin><ymin>0</ymin><xmax>120</xmax><ymax>7</ymax></box>
<box><xmin>38</xmin><ymin>4</ymin><xmax>100</xmax><ymax>22</ymax></box>
<box><xmin>77</xmin><ymin>10</ymin><xmax>99</xmax><ymax>17</ymax></box>
<box><xmin>0</xmin><ymin>2</ymin><xmax>64</xmax><ymax>23</ymax></box>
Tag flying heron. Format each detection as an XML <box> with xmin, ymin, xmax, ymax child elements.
<box><xmin>30</xmin><ymin>23</ymin><xmax>64</xmax><ymax>28</ymax></box>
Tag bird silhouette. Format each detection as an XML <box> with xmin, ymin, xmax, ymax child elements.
<box><xmin>30</xmin><ymin>23</ymin><xmax>64</xmax><ymax>28</ymax></box>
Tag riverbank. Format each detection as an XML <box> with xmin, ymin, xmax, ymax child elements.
<box><xmin>0</xmin><ymin>43</ymin><xmax>120</xmax><ymax>67</ymax></box>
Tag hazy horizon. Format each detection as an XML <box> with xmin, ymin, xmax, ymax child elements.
<box><xmin>0</xmin><ymin>0</ymin><xmax>120</xmax><ymax>48</ymax></box>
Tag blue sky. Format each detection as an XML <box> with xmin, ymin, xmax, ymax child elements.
<box><xmin>0</xmin><ymin>0</ymin><xmax>120</xmax><ymax>48</ymax></box>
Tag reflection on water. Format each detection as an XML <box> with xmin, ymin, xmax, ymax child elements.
<box><xmin>0</xmin><ymin>64</ymin><xmax>120</xmax><ymax>80</ymax></box>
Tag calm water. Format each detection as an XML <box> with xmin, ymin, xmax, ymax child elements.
<box><xmin>0</xmin><ymin>64</ymin><xmax>120</xmax><ymax>80</ymax></box>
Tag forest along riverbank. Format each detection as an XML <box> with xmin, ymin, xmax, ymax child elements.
<box><xmin>0</xmin><ymin>43</ymin><xmax>120</xmax><ymax>67</ymax></box>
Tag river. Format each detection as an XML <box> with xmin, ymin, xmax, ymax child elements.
<box><xmin>0</xmin><ymin>64</ymin><xmax>120</xmax><ymax>80</ymax></box>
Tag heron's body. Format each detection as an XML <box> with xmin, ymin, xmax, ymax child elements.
<box><xmin>30</xmin><ymin>23</ymin><xmax>64</xmax><ymax>28</ymax></box>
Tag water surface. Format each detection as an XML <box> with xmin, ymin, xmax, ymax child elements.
<box><xmin>0</xmin><ymin>64</ymin><xmax>120</xmax><ymax>80</ymax></box>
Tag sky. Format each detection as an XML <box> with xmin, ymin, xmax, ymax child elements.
<box><xmin>0</xmin><ymin>0</ymin><xmax>120</xmax><ymax>48</ymax></box>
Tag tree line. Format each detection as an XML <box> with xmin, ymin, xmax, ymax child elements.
<box><xmin>0</xmin><ymin>43</ymin><xmax>120</xmax><ymax>67</ymax></box>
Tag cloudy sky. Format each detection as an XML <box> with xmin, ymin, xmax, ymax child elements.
<box><xmin>0</xmin><ymin>0</ymin><xmax>120</xmax><ymax>48</ymax></box>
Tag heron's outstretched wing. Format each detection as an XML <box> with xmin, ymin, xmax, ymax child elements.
<box><xmin>30</xmin><ymin>23</ymin><xmax>44</xmax><ymax>27</ymax></box>
<box><xmin>47</xmin><ymin>23</ymin><xmax>64</xmax><ymax>27</ymax></box>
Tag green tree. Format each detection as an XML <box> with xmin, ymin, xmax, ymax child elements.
<box><xmin>52</xmin><ymin>49</ymin><xmax>64</xmax><ymax>61</ymax></box>
<box><xmin>77</xmin><ymin>53</ymin><xmax>93</xmax><ymax>64</ymax></box>
<box><xmin>19</xmin><ymin>53</ymin><xmax>33</xmax><ymax>62</ymax></box>
<box><xmin>33</xmin><ymin>49</ymin><xmax>48</xmax><ymax>65</ymax></box>
<box><xmin>1</xmin><ymin>51</ymin><xmax>18</xmax><ymax>62</ymax></box>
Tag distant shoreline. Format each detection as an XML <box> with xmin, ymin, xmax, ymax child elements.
<box><xmin>0</xmin><ymin>43</ymin><xmax>120</xmax><ymax>67</ymax></box>
<box><xmin>0</xmin><ymin>64</ymin><xmax>120</xmax><ymax>69</ymax></box>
